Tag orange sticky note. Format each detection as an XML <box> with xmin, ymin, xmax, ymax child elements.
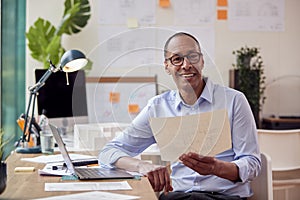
<box><xmin>109</xmin><ymin>92</ymin><xmax>120</xmax><ymax>103</ymax></box>
<box><xmin>217</xmin><ymin>10</ymin><xmax>227</xmax><ymax>20</ymax></box>
<box><xmin>217</xmin><ymin>0</ymin><xmax>227</xmax><ymax>7</ymax></box>
<box><xmin>128</xmin><ymin>104</ymin><xmax>139</xmax><ymax>114</ymax></box>
<box><xmin>159</xmin><ymin>0</ymin><xmax>170</xmax><ymax>8</ymax></box>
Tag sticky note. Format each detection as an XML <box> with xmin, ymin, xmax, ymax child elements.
<box><xmin>14</xmin><ymin>167</ymin><xmax>35</xmax><ymax>172</ymax></box>
<box><xmin>217</xmin><ymin>0</ymin><xmax>227</xmax><ymax>7</ymax></box>
<box><xmin>109</xmin><ymin>92</ymin><xmax>120</xmax><ymax>103</ymax></box>
<box><xmin>128</xmin><ymin>104</ymin><xmax>139</xmax><ymax>114</ymax></box>
<box><xmin>159</xmin><ymin>0</ymin><xmax>170</xmax><ymax>8</ymax></box>
<box><xmin>127</xmin><ymin>18</ymin><xmax>138</xmax><ymax>28</ymax></box>
<box><xmin>217</xmin><ymin>10</ymin><xmax>227</xmax><ymax>20</ymax></box>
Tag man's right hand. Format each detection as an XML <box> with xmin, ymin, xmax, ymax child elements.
<box><xmin>138</xmin><ymin>162</ymin><xmax>173</xmax><ymax>193</ymax></box>
<box><xmin>115</xmin><ymin>157</ymin><xmax>173</xmax><ymax>194</ymax></box>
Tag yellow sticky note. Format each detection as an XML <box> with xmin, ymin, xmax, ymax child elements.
<box><xmin>127</xmin><ymin>18</ymin><xmax>138</xmax><ymax>28</ymax></box>
<box><xmin>128</xmin><ymin>104</ymin><xmax>139</xmax><ymax>114</ymax></box>
<box><xmin>159</xmin><ymin>0</ymin><xmax>170</xmax><ymax>8</ymax></box>
<box><xmin>217</xmin><ymin>0</ymin><xmax>228</xmax><ymax>7</ymax></box>
<box><xmin>14</xmin><ymin>167</ymin><xmax>35</xmax><ymax>172</ymax></box>
<box><xmin>109</xmin><ymin>92</ymin><xmax>120</xmax><ymax>103</ymax></box>
<box><xmin>217</xmin><ymin>10</ymin><xmax>227</xmax><ymax>20</ymax></box>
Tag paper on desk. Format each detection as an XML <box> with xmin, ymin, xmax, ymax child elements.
<box><xmin>39</xmin><ymin>164</ymin><xmax>141</xmax><ymax>177</ymax></box>
<box><xmin>34</xmin><ymin>191</ymin><xmax>139</xmax><ymax>200</ymax></box>
<box><xmin>45</xmin><ymin>181</ymin><xmax>132</xmax><ymax>191</ymax></box>
<box><xmin>38</xmin><ymin>163</ymin><xmax>72</xmax><ymax>176</ymax></box>
<box><xmin>150</xmin><ymin>109</ymin><xmax>231</xmax><ymax>162</ymax></box>
<box><xmin>21</xmin><ymin>153</ymin><xmax>96</xmax><ymax>163</ymax></box>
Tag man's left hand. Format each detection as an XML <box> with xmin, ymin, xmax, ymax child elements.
<box><xmin>179</xmin><ymin>152</ymin><xmax>218</xmax><ymax>175</ymax></box>
<box><xmin>179</xmin><ymin>152</ymin><xmax>240</xmax><ymax>182</ymax></box>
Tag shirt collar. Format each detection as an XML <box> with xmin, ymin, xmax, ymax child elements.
<box><xmin>201</xmin><ymin>77</ymin><xmax>213</xmax><ymax>104</ymax></box>
<box><xmin>174</xmin><ymin>77</ymin><xmax>213</xmax><ymax>110</ymax></box>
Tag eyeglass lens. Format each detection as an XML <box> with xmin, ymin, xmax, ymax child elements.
<box><xmin>170</xmin><ymin>52</ymin><xmax>201</xmax><ymax>66</ymax></box>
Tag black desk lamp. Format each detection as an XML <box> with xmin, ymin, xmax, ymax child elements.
<box><xmin>16</xmin><ymin>50</ymin><xmax>88</xmax><ymax>153</ymax></box>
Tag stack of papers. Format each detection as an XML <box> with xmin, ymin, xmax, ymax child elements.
<box><xmin>38</xmin><ymin>163</ymin><xmax>72</xmax><ymax>176</ymax></box>
<box><xmin>21</xmin><ymin>153</ymin><xmax>97</xmax><ymax>176</ymax></box>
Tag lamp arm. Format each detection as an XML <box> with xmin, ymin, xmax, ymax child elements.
<box><xmin>29</xmin><ymin>61</ymin><xmax>60</xmax><ymax>93</ymax></box>
<box><xmin>21</xmin><ymin>92</ymin><xmax>34</xmax><ymax>143</ymax></box>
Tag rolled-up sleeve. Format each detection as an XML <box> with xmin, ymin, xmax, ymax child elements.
<box><xmin>99</xmin><ymin>103</ymin><xmax>156</xmax><ymax>168</ymax></box>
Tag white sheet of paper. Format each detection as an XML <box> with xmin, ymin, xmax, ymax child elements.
<box><xmin>21</xmin><ymin>154</ymin><xmax>96</xmax><ymax>164</ymax></box>
<box><xmin>150</xmin><ymin>109</ymin><xmax>232</xmax><ymax>162</ymax></box>
<box><xmin>98</xmin><ymin>0</ymin><xmax>155</xmax><ymax>25</ymax></box>
<box><xmin>173</xmin><ymin>0</ymin><xmax>215</xmax><ymax>25</ymax></box>
<box><xmin>38</xmin><ymin>163</ymin><xmax>72</xmax><ymax>176</ymax></box>
<box><xmin>39</xmin><ymin>164</ymin><xmax>141</xmax><ymax>177</ymax></box>
<box><xmin>228</xmin><ymin>0</ymin><xmax>285</xmax><ymax>31</ymax></box>
<box><xmin>44</xmin><ymin>181</ymin><xmax>132</xmax><ymax>192</ymax></box>
<box><xmin>34</xmin><ymin>191</ymin><xmax>139</xmax><ymax>200</ymax></box>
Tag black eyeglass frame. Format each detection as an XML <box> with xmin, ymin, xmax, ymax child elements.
<box><xmin>165</xmin><ymin>52</ymin><xmax>203</xmax><ymax>66</ymax></box>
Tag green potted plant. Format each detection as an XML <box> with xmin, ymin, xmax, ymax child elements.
<box><xmin>230</xmin><ymin>46</ymin><xmax>266</xmax><ymax>127</ymax></box>
<box><xmin>0</xmin><ymin>129</ymin><xmax>10</xmax><ymax>194</ymax></box>
<box><xmin>26</xmin><ymin>0</ymin><xmax>91</xmax><ymax>69</ymax></box>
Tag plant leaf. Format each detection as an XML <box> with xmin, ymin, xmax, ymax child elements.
<box><xmin>45</xmin><ymin>35</ymin><xmax>65</xmax><ymax>67</ymax></box>
<box><xmin>26</xmin><ymin>0</ymin><xmax>91</xmax><ymax>69</ymax></box>
<box><xmin>57</xmin><ymin>0</ymin><xmax>91</xmax><ymax>35</ymax></box>
<box><xmin>0</xmin><ymin>130</ymin><xmax>14</xmax><ymax>161</ymax></box>
<box><xmin>26</xmin><ymin>18</ymin><xmax>57</xmax><ymax>68</ymax></box>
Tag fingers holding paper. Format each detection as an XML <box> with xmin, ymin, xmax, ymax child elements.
<box><xmin>179</xmin><ymin>152</ymin><xmax>240</xmax><ymax>182</ymax></box>
<box><xmin>179</xmin><ymin>152</ymin><xmax>217</xmax><ymax>175</ymax></box>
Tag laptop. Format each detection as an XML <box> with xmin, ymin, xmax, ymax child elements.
<box><xmin>49</xmin><ymin>124</ymin><xmax>134</xmax><ymax>180</ymax></box>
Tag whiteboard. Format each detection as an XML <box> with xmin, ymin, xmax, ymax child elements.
<box><xmin>86</xmin><ymin>77</ymin><xmax>157</xmax><ymax>123</ymax></box>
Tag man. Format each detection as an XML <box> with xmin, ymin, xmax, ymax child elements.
<box><xmin>99</xmin><ymin>32</ymin><xmax>261</xmax><ymax>200</ymax></box>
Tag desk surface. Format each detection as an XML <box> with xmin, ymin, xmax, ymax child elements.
<box><xmin>1</xmin><ymin>152</ymin><xmax>158</xmax><ymax>200</ymax></box>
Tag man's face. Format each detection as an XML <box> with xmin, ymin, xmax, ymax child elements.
<box><xmin>164</xmin><ymin>35</ymin><xmax>204</xmax><ymax>93</ymax></box>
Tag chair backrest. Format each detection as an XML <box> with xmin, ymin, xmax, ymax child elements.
<box><xmin>257</xmin><ymin>129</ymin><xmax>300</xmax><ymax>171</ymax></box>
<box><xmin>249</xmin><ymin>152</ymin><xmax>273</xmax><ymax>200</ymax></box>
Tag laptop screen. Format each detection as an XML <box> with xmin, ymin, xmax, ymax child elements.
<box><xmin>49</xmin><ymin>124</ymin><xmax>76</xmax><ymax>174</ymax></box>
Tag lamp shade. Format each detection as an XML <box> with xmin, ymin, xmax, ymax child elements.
<box><xmin>60</xmin><ymin>50</ymin><xmax>88</xmax><ymax>72</ymax></box>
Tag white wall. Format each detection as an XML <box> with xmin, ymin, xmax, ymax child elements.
<box><xmin>26</xmin><ymin>0</ymin><xmax>300</xmax><ymax>118</ymax></box>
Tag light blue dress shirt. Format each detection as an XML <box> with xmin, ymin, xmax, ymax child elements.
<box><xmin>99</xmin><ymin>77</ymin><xmax>261</xmax><ymax>198</ymax></box>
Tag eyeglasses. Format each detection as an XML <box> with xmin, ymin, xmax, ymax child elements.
<box><xmin>165</xmin><ymin>52</ymin><xmax>202</xmax><ymax>66</ymax></box>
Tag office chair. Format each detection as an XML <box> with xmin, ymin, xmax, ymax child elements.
<box><xmin>249</xmin><ymin>152</ymin><xmax>273</xmax><ymax>200</ymax></box>
<box><xmin>257</xmin><ymin>129</ymin><xmax>300</xmax><ymax>200</ymax></box>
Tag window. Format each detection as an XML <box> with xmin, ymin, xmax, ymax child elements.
<box><xmin>1</xmin><ymin>0</ymin><xmax>26</xmax><ymax>156</ymax></box>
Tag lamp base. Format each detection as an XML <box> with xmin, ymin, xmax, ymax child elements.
<box><xmin>16</xmin><ymin>146</ymin><xmax>41</xmax><ymax>154</ymax></box>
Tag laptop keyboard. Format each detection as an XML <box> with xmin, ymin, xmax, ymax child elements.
<box><xmin>74</xmin><ymin>167</ymin><xmax>134</xmax><ymax>180</ymax></box>
<box><xmin>76</xmin><ymin>168</ymin><xmax>105</xmax><ymax>177</ymax></box>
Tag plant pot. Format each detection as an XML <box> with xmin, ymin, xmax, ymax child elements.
<box><xmin>0</xmin><ymin>161</ymin><xmax>7</xmax><ymax>194</ymax></box>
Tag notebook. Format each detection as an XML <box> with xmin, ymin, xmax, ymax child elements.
<box><xmin>49</xmin><ymin>124</ymin><xmax>134</xmax><ymax>180</ymax></box>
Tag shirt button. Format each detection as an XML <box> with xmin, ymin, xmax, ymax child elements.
<box><xmin>194</xmin><ymin>181</ymin><xmax>199</xmax><ymax>186</ymax></box>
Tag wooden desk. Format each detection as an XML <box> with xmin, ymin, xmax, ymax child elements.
<box><xmin>1</xmin><ymin>152</ymin><xmax>158</xmax><ymax>199</ymax></box>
